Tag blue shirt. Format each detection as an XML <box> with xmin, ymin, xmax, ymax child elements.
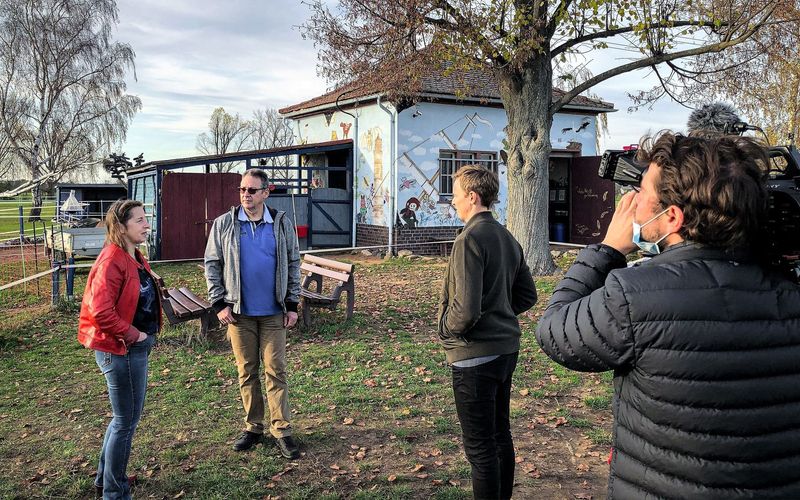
<box><xmin>238</xmin><ymin>206</ymin><xmax>282</xmax><ymax>316</ymax></box>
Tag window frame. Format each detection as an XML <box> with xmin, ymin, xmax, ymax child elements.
<box><xmin>438</xmin><ymin>149</ymin><xmax>499</xmax><ymax>198</ymax></box>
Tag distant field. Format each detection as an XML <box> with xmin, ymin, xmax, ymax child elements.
<box><xmin>0</xmin><ymin>199</ymin><xmax>57</xmax><ymax>239</ymax></box>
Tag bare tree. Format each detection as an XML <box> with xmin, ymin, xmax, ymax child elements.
<box><xmin>0</xmin><ymin>0</ymin><xmax>141</xmax><ymax>206</ymax></box>
<box><xmin>682</xmin><ymin>4</ymin><xmax>800</xmax><ymax>144</ymax></box>
<box><xmin>248</xmin><ymin>107</ymin><xmax>294</xmax><ymax>181</ymax></box>
<box><xmin>302</xmin><ymin>0</ymin><xmax>790</xmax><ymax>273</ymax></box>
<box><xmin>196</xmin><ymin>107</ymin><xmax>253</xmax><ymax>173</ymax></box>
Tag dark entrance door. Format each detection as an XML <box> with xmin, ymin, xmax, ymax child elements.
<box><xmin>308</xmin><ymin>187</ymin><xmax>352</xmax><ymax>248</ymax></box>
<box><xmin>569</xmin><ymin>156</ymin><xmax>615</xmax><ymax>245</ymax></box>
<box><xmin>161</xmin><ymin>172</ymin><xmax>240</xmax><ymax>259</ymax></box>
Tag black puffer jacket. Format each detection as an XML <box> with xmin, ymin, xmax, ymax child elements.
<box><xmin>536</xmin><ymin>242</ymin><xmax>800</xmax><ymax>499</ymax></box>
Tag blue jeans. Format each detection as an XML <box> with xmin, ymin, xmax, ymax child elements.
<box><xmin>452</xmin><ymin>351</ymin><xmax>518</xmax><ymax>500</ymax></box>
<box><xmin>94</xmin><ymin>335</ymin><xmax>155</xmax><ymax>500</ymax></box>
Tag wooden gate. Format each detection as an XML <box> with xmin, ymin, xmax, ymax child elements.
<box><xmin>160</xmin><ymin>173</ymin><xmax>240</xmax><ymax>259</ymax></box>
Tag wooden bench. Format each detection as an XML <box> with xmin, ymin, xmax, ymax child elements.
<box><xmin>150</xmin><ymin>271</ymin><xmax>217</xmax><ymax>341</ymax></box>
<box><xmin>300</xmin><ymin>254</ymin><xmax>355</xmax><ymax>326</ymax></box>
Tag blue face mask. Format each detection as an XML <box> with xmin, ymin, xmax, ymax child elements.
<box><xmin>632</xmin><ymin>208</ymin><xmax>669</xmax><ymax>255</ymax></box>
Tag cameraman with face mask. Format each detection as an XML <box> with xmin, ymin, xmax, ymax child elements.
<box><xmin>536</xmin><ymin>131</ymin><xmax>800</xmax><ymax>499</ymax></box>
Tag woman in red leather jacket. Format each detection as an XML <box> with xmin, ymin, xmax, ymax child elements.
<box><xmin>78</xmin><ymin>200</ymin><xmax>161</xmax><ymax>500</ymax></box>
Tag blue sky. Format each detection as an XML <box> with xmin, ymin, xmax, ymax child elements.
<box><xmin>115</xmin><ymin>0</ymin><xmax>693</xmax><ymax>162</ymax></box>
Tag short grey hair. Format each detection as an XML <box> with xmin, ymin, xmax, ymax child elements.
<box><xmin>242</xmin><ymin>168</ymin><xmax>270</xmax><ymax>189</ymax></box>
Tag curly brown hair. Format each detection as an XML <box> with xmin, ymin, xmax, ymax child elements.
<box><xmin>636</xmin><ymin>131</ymin><xmax>769</xmax><ymax>249</ymax></box>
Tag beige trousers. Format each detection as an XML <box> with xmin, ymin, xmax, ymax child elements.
<box><xmin>228</xmin><ymin>313</ymin><xmax>292</xmax><ymax>438</ymax></box>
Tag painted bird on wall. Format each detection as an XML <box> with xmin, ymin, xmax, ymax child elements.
<box><xmin>340</xmin><ymin>122</ymin><xmax>352</xmax><ymax>138</ymax></box>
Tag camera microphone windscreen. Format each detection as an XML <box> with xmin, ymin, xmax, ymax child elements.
<box><xmin>687</xmin><ymin>102</ymin><xmax>745</xmax><ymax>134</ymax></box>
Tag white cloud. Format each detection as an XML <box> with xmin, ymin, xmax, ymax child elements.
<box><xmin>112</xmin><ymin>0</ymin><xmax>700</xmax><ymax>161</ymax></box>
<box><xmin>413</xmin><ymin>147</ymin><xmax>427</xmax><ymax>156</ymax></box>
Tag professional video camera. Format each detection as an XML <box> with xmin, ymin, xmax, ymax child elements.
<box><xmin>598</xmin><ymin>103</ymin><xmax>800</xmax><ymax>282</ymax></box>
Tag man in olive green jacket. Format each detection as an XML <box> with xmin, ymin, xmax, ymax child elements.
<box><xmin>437</xmin><ymin>165</ymin><xmax>537</xmax><ymax>500</ymax></box>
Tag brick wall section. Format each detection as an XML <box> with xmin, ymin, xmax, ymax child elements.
<box><xmin>394</xmin><ymin>226</ymin><xmax>459</xmax><ymax>256</ymax></box>
<box><xmin>355</xmin><ymin>223</ymin><xmax>459</xmax><ymax>256</ymax></box>
<box><xmin>356</xmin><ymin>224</ymin><xmax>389</xmax><ymax>249</ymax></box>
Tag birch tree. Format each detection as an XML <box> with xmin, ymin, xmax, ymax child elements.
<box><xmin>0</xmin><ymin>0</ymin><xmax>141</xmax><ymax>205</ymax></box>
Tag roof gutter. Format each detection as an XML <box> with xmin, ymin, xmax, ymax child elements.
<box><xmin>283</xmin><ymin>91</ymin><xmax>615</xmax><ymax>117</ymax></box>
<box><xmin>281</xmin><ymin>93</ymin><xmax>384</xmax><ymax>119</ymax></box>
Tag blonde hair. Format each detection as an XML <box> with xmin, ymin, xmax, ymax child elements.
<box><xmin>105</xmin><ymin>199</ymin><xmax>144</xmax><ymax>248</ymax></box>
<box><xmin>453</xmin><ymin>165</ymin><xmax>499</xmax><ymax>207</ymax></box>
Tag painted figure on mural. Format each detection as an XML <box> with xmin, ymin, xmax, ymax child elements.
<box><xmin>400</xmin><ymin>197</ymin><xmax>420</xmax><ymax>228</ymax></box>
<box><xmin>399</xmin><ymin>176</ymin><xmax>417</xmax><ymax>191</ymax></box>
<box><xmin>357</xmin><ymin>195</ymin><xmax>368</xmax><ymax>224</ymax></box>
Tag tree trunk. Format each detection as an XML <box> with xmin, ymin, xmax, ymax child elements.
<box><xmin>496</xmin><ymin>58</ymin><xmax>558</xmax><ymax>275</ymax></box>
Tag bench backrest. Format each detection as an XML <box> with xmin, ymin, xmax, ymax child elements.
<box><xmin>150</xmin><ymin>270</ymin><xmax>211</xmax><ymax>318</ymax></box>
<box><xmin>301</xmin><ymin>254</ymin><xmax>353</xmax><ymax>284</ymax></box>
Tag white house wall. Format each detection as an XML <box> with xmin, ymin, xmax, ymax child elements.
<box><xmin>291</xmin><ymin>101</ymin><xmax>599</xmax><ymax>229</ymax></box>
<box><xmin>293</xmin><ymin>105</ymin><xmax>393</xmax><ymax>227</ymax></box>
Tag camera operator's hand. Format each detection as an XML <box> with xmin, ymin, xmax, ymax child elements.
<box><xmin>602</xmin><ymin>191</ymin><xmax>638</xmax><ymax>255</ymax></box>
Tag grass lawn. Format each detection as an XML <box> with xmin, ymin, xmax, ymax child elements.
<box><xmin>0</xmin><ymin>198</ymin><xmax>57</xmax><ymax>238</ymax></box>
<box><xmin>0</xmin><ymin>253</ymin><xmax>614</xmax><ymax>499</ymax></box>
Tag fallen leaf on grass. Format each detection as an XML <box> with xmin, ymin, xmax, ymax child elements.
<box><xmin>173</xmin><ymin>491</ymin><xmax>185</xmax><ymax>499</ymax></box>
<box><xmin>519</xmin><ymin>389</ymin><xmax>530</xmax><ymax>396</ymax></box>
<box><xmin>343</xmin><ymin>418</ymin><xmax>354</xmax><ymax>425</ymax></box>
<box><xmin>387</xmin><ymin>474</ymin><xmax>397</xmax><ymax>482</ymax></box>
<box><xmin>411</xmin><ymin>464</ymin><xmax>425</xmax><ymax>472</ymax></box>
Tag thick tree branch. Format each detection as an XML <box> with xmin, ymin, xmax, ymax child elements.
<box><xmin>550</xmin><ymin>14</ymin><xmax>775</xmax><ymax>115</ymax></box>
<box><xmin>552</xmin><ymin>20</ymin><xmax>720</xmax><ymax>58</ymax></box>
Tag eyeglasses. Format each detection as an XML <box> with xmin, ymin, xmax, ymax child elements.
<box><xmin>238</xmin><ymin>187</ymin><xmax>266</xmax><ymax>194</ymax></box>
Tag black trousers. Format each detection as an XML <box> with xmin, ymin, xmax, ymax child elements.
<box><xmin>452</xmin><ymin>351</ymin><xmax>519</xmax><ymax>500</ymax></box>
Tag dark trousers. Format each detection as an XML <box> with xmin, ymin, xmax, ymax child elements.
<box><xmin>452</xmin><ymin>352</ymin><xmax>518</xmax><ymax>500</ymax></box>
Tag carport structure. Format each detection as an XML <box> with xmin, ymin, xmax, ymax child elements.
<box><xmin>126</xmin><ymin>139</ymin><xmax>353</xmax><ymax>260</ymax></box>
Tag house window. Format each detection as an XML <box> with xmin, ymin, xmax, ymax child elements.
<box><xmin>438</xmin><ymin>150</ymin><xmax>499</xmax><ymax>197</ymax></box>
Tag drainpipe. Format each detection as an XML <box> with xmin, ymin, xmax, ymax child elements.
<box><xmin>335</xmin><ymin>92</ymin><xmax>359</xmax><ymax>247</ymax></box>
<box><xmin>377</xmin><ymin>96</ymin><xmax>396</xmax><ymax>256</ymax></box>
<box><xmin>282</xmin><ymin>117</ymin><xmax>297</xmax><ymax>184</ymax></box>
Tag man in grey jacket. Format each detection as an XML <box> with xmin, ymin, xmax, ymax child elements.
<box><xmin>536</xmin><ymin>131</ymin><xmax>800</xmax><ymax>498</ymax></box>
<box><xmin>438</xmin><ymin>165</ymin><xmax>537</xmax><ymax>500</ymax></box>
<box><xmin>204</xmin><ymin>169</ymin><xmax>302</xmax><ymax>458</ymax></box>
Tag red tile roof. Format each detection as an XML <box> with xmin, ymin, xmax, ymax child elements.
<box><xmin>280</xmin><ymin>68</ymin><xmax>614</xmax><ymax>115</ymax></box>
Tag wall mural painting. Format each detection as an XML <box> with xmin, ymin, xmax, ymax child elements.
<box><xmin>396</xmin><ymin>111</ymin><xmax>504</xmax><ymax>228</ymax></box>
<box><xmin>355</xmin><ymin>126</ymin><xmax>390</xmax><ymax>226</ymax></box>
